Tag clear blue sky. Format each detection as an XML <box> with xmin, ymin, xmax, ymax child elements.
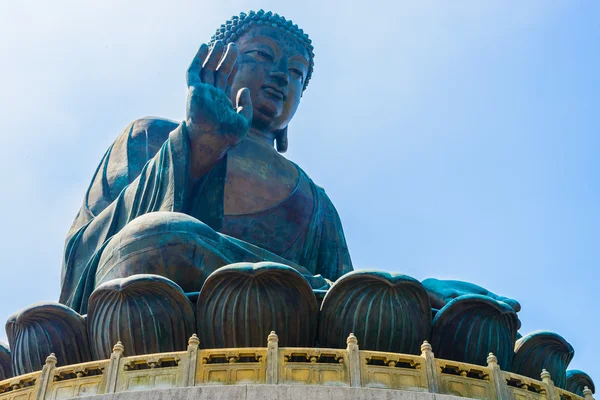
<box><xmin>0</xmin><ymin>0</ymin><xmax>597</xmax><ymax>383</ymax></box>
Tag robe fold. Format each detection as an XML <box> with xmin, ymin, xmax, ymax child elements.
<box><xmin>60</xmin><ymin>118</ymin><xmax>353</xmax><ymax>314</ymax></box>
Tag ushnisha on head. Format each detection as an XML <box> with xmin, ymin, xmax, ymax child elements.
<box><xmin>209</xmin><ymin>10</ymin><xmax>314</xmax><ymax>91</ymax></box>
<box><xmin>208</xmin><ymin>10</ymin><xmax>315</xmax><ymax>152</ymax></box>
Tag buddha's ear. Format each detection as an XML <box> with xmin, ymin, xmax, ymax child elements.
<box><xmin>275</xmin><ymin>126</ymin><xmax>288</xmax><ymax>153</ymax></box>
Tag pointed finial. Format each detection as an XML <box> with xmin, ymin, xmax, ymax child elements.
<box><xmin>487</xmin><ymin>353</ymin><xmax>498</xmax><ymax>366</ymax></box>
<box><xmin>583</xmin><ymin>386</ymin><xmax>594</xmax><ymax>400</ymax></box>
<box><xmin>421</xmin><ymin>340</ymin><xmax>432</xmax><ymax>353</ymax></box>
<box><xmin>112</xmin><ymin>341</ymin><xmax>124</xmax><ymax>354</ymax></box>
<box><xmin>268</xmin><ymin>331</ymin><xmax>278</xmax><ymax>343</ymax></box>
<box><xmin>347</xmin><ymin>333</ymin><xmax>358</xmax><ymax>346</ymax></box>
<box><xmin>45</xmin><ymin>353</ymin><xmax>57</xmax><ymax>366</ymax></box>
<box><xmin>541</xmin><ymin>369</ymin><xmax>552</xmax><ymax>384</ymax></box>
<box><xmin>188</xmin><ymin>334</ymin><xmax>200</xmax><ymax>347</ymax></box>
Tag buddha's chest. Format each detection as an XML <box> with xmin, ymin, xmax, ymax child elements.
<box><xmin>221</xmin><ymin>154</ymin><xmax>315</xmax><ymax>257</ymax></box>
<box><xmin>223</xmin><ymin>151</ymin><xmax>300</xmax><ymax>215</ymax></box>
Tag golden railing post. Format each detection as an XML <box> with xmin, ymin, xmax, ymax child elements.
<box><xmin>35</xmin><ymin>353</ymin><xmax>57</xmax><ymax>400</ymax></box>
<box><xmin>421</xmin><ymin>341</ymin><xmax>439</xmax><ymax>393</ymax></box>
<box><xmin>541</xmin><ymin>369</ymin><xmax>560</xmax><ymax>400</ymax></box>
<box><xmin>583</xmin><ymin>386</ymin><xmax>595</xmax><ymax>400</ymax></box>
<box><xmin>266</xmin><ymin>331</ymin><xmax>279</xmax><ymax>384</ymax></box>
<box><xmin>487</xmin><ymin>353</ymin><xmax>512</xmax><ymax>400</ymax></box>
<box><xmin>184</xmin><ymin>334</ymin><xmax>200</xmax><ymax>387</ymax></box>
<box><xmin>105</xmin><ymin>341</ymin><xmax>125</xmax><ymax>394</ymax></box>
<box><xmin>346</xmin><ymin>333</ymin><xmax>361</xmax><ymax>387</ymax></box>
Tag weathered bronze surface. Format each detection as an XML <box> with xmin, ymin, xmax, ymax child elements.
<box><xmin>59</xmin><ymin>11</ymin><xmax>351</xmax><ymax>314</ymax></box>
<box><xmin>196</xmin><ymin>262</ymin><xmax>318</xmax><ymax>348</ymax></box>
<box><xmin>5</xmin><ymin>303</ymin><xmax>91</xmax><ymax>375</ymax></box>
<box><xmin>567</xmin><ymin>370</ymin><xmax>596</xmax><ymax>396</ymax></box>
<box><xmin>0</xmin><ymin>343</ymin><xmax>10</xmax><ymax>381</ymax></box>
<box><xmin>87</xmin><ymin>274</ymin><xmax>195</xmax><ymax>359</ymax></box>
<box><xmin>430</xmin><ymin>294</ymin><xmax>519</xmax><ymax>370</ymax></box>
<box><xmin>422</xmin><ymin>278</ymin><xmax>521</xmax><ymax>313</ymax></box>
<box><xmin>512</xmin><ymin>331</ymin><xmax>575</xmax><ymax>389</ymax></box>
<box><xmin>318</xmin><ymin>271</ymin><xmax>431</xmax><ymax>354</ymax></box>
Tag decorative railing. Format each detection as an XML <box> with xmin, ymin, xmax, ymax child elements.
<box><xmin>0</xmin><ymin>333</ymin><xmax>594</xmax><ymax>400</ymax></box>
<box><xmin>0</xmin><ymin>370</ymin><xmax>40</xmax><ymax>400</ymax></box>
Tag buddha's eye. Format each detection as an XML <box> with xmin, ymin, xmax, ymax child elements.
<box><xmin>248</xmin><ymin>50</ymin><xmax>274</xmax><ymax>61</ymax></box>
<box><xmin>289</xmin><ymin>68</ymin><xmax>304</xmax><ymax>80</ymax></box>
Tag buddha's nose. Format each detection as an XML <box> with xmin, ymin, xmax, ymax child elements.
<box><xmin>269</xmin><ymin>70</ymin><xmax>289</xmax><ymax>87</ymax></box>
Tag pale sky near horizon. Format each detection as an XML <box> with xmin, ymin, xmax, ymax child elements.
<box><xmin>0</xmin><ymin>0</ymin><xmax>598</xmax><ymax>384</ymax></box>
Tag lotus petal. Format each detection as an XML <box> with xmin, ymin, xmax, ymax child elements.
<box><xmin>6</xmin><ymin>302</ymin><xmax>91</xmax><ymax>375</ymax></box>
<box><xmin>0</xmin><ymin>342</ymin><xmax>12</xmax><ymax>380</ymax></box>
<box><xmin>430</xmin><ymin>294</ymin><xmax>518</xmax><ymax>369</ymax></box>
<box><xmin>566</xmin><ymin>370</ymin><xmax>595</xmax><ymax>396</ymax></box>
<box><xmin>87</xmin><ymin>274</ymin><xmax>195</xmax><ymax>359</ymax></box>
<box><xmin>197</xmin><ymin>262</ymin><xmax>318</xmax><ymax>348</ymax></box>
<box><xmin>511</xmin><ymin>331</ymin><xmax>574</xmax><ymax>389</ymax></box>
<box><xmin>319</xmin><ymin>270</ymin><xmax>431</xmax><ymax>354</ymax></box>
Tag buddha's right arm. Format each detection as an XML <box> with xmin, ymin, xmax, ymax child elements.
<box><xmin>73</xmin><ymin>120</ymin><xmax>236</xmax><ymax>253</ymax></box>
<box><xmin>73</xmin><ymin>117</ymin><xmax>179</xmax><ymax>233</ymax></box>
<box><xmin>187</xmin><ymin>127</ymin><xmax>237</xmax><ymax>185</ymax></box>
<box><xmin>62</xmin><ymin>123</ymin><xmax>192</xmax><ymax>300</ymax></box>
<box><xmin>71</xmin><ymin>117</ymin><xmax>232</xmax><ymax>235</ymax></box>
<box><xmin>61</xmin><ymin>120</ymin><xmax>233</xmax><ymax>309</ymax></box>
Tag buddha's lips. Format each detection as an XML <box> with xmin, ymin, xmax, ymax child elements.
<box><xmin>261</xmin><ymin>85</ymin><xmax>286</xmax><ymax>101</ymax></box>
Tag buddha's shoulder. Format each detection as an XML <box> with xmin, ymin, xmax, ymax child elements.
<box><xmin>289</xmin><ymin>163</ymin><xmax>331</xmax><ymax>201</ymax></box>
<box><xmin>118</xmin><ymin>117</ymin><xmax>180</xmax><ymax>156</ymax></box>
<box><xmin>291</xmin><ymin>166</ymin><xmax>341</xmax><ymax>213</ymax></box>
<box><xmin>286</xmin><ymin>162</ymin><xmax>318</xmax><ymax>189</ymax></box>
<box><xmin>126</xmin><ymin>116</ymin><xmax>180</xmax><ymax>140</ymax></box>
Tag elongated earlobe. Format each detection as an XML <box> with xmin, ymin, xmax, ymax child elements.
<box><xmin>275</xmin><ymin>127</ymin><xmax>288</xmax><ymax>153</ymax></box>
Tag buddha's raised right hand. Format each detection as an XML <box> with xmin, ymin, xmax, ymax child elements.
<box><xmin>185</xmin><ymin>41</ymin><xmax>253</xmax><ymax>179</ymax></box>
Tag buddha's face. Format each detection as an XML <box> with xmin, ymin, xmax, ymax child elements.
<box><xmin>229</xmin><ymin>25</ymin><xmax>310</xmax><ymax>133</ymax></box>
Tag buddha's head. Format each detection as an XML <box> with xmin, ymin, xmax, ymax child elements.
<box><xmin>209</xmin><ymin>10</ymin><xmax>315</xmax><ymax>152</ymax></box>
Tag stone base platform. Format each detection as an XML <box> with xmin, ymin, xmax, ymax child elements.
<box><xmin>82</xmin><ymin>385</ymin><xmax>464</xmax><ymax>400</ymax></box>
<box><xmin>1</xmin><ymin>335</ymin><xmax>592</xmax><ymax>400</ymax></box>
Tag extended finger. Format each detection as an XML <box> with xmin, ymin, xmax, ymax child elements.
<box><xmin>215</xmin><ymin>43</ymin><xmax>238</xmax><ymax>91</ymax></box>
<box><xmin>236</xmin><ymin>87</ymin><xmax>253</xmax><ymax>123</ymax></box>
<box><xmin>201</xmin><ymin>41</ymin><xmax>224</xmax><ymax>86</ymax></box>
<box><xmin>186</xmin><ymin>44</ymin><xmax>209</xmax><ymax>87</ymax></box>
<box><xmin>227</xmin><ymin>62</ymin><xmax>238</xmax><ymax>90</ymax></box>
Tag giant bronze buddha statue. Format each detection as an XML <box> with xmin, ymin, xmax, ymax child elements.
<box><xmin>2</xmin><ymin>11</ymin><xmax>589</xmax><ymax>394</ymax></box>
<box><xmin>59</xmin><ymin>11</ymin><xmax>352</xmax><ymax>314</ymax></box>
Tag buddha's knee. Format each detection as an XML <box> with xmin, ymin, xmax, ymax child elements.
<box><xmin>96</xmin><ymin>212</ymin><xmax>230</xmax><ymax>293</ymax></box>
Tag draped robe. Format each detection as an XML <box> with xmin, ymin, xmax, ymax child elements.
<box><xmin>60</xmin><ymin>118</ymin><xmax>353</xmax><ymax>313</ymax></box>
